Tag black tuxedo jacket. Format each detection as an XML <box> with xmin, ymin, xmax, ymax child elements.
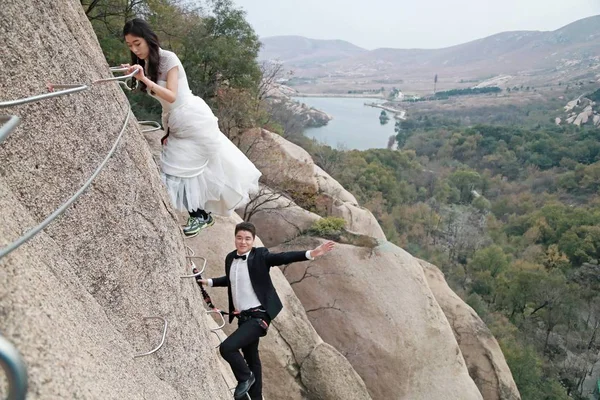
<box><xmin>212</xmin><ymin>246</ymin><xmax>309</xmax><ymax>323</ymax></box>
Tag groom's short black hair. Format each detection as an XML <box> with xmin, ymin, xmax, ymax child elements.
<box><xmin>235</xmin><ymin>221</ymin><xmax>256</xmax><ymax>238</ymax></box>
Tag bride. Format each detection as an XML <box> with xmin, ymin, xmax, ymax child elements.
<box><xmin>122</xmin><ymin>19</ymin><xmax>261</xmax><ymax>237</ymax></box>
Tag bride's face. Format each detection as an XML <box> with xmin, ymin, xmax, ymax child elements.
<box><xmin>125</xmin><ymin>34</ymin><xmax>149</xmax><ymax>60</ymax></box>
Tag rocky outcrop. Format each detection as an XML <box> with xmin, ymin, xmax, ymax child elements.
<box><xmin>240</xmin><ymin>128</ymin><xmax>386</xmax><ymax>241</ymax></box>
<box><xmin>276</xmin><ymin>237</ymin><xmax>484</xmax><ymax>400</ymax></box>
<box><xmin>574</xmin><ymin>105</ymin><xmax>593</xmax><ymax>126</ymax></box>
<box><xmin>564</xmin><ymin>97</ymin><xmax>582</xmax><ymax>112</ymax></box>
<box><xmin>419</xmin><ymin>260</ymin><xmax>521</xmax><ymax>400</ymax></box>
<box><xmin>0</xmin><ymin>1</ymin><xmax>230</xmax><ymax>398</ymax></box>
<box><xmin>145</xmin><ymin>125</ymin><xmax>371</xmax><ymax>400</ymax></box>
<box><xmin>264</xmin><ymin>83</ymin><xmax>332</xmax><ymax>128</ymax></box>
<box><xmin>183</xmin><ymin>214</ymin><xmax>372</xmax><ymax>400</ymax></box>
<box><xmin>289</xmin><ymin>100</ymin><xmax>333</xmax><ymax>128</ymax></box>
<box><xmin>264</xmin><ymin>83</ymin><xmax>299</xmax><ymax>99</ymax></box>
<box><xmin>560</xmin><ymin>96</ymin><xmax>599</xmax><ymax>128</ymax></box>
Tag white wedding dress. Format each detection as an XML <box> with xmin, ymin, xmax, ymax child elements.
<box><xmin>148</xmin><ymin>48</ymin><xmax>261</xmax><ymax>216</ymax></box>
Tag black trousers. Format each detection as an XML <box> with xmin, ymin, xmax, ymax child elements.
<box><xmin>219</xmin><ymin>311</ymin><xmax>269</xmax><ymax>400</ymax></box>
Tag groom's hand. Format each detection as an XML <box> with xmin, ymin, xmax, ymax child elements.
<box><xmin>310</xmin><ymin>241</ymin><xmax>335</xmax><ymax>258</ymax></box>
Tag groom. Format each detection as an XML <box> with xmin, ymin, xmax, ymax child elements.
<box><xmin>199</xmin><ymin>221</ymin><xmax>335</xmax><ymax>399</ymax></box>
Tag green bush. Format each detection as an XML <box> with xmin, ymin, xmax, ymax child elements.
<box><xmin>309</xmin><ymin>217</ymin><xmax>346</xmax><ymax>238</ymax></box>
<box><xmin>472</xmin><ymin>196</ymin><xmax>491</xmax><ymax>212</ymax></box>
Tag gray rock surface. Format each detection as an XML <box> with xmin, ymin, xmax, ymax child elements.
<box><xmin>0</xmin><ymin>1</ymin><xmax>230</xmax><ymax>398</ymax></box>
<box><xmin>183</xmin><ymin>214</ymin><xmax>372</xmax><ymax>400</ymax></box>
<box><xmin>276</xmin><ymin>237</ymin><xmax>484</xmax><ymax>400</ymax></box>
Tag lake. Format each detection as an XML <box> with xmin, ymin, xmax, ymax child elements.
<box><xmin>293</xmin><ymin>97</ymin><xmax>398</xmax><ymax>150</ymax></box>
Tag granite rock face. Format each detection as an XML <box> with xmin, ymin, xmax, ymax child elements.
<box><xmin>0</xmin><ymin>1</ymin><xmax>230</xmax><ymax>398</ymax></box>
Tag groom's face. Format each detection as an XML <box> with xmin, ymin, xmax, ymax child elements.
<box><xmin>235</xmin><ymin>230</ymin><xmax>255</xmax><ymax>255</ymax></box>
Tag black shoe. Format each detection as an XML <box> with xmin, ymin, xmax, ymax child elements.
<box><xmin>233</xmin><ymin>372</ymin><xmax>255</xmax><ymax>399</ymax></box>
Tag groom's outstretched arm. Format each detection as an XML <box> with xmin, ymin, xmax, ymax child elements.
<box><xmin>266</xmin><ymin>250</ymin><xmax>311</xmax><ymax>267</ymax></box>
<box><xmin>266</xmin><ymin>241</ymin><xmax>336</xmax><ymax>267</ymax></box>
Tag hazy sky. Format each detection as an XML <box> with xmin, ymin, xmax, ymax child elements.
<box><xmin>232</xmin><ymin>0</ymin><xmax>600</xmax><ymax>50</ymax></box>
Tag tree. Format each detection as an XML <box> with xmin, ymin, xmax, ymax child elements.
<box><xmin>449</xmin><ymin>169</ymin><xmax>481</xmax><ymax>204</ymax></box>
<box><xmin>379</xmin><ymin>110</ymin><xmax>389</xmax><ymax>125</ymax></box>
<box><xmin>496</xmin><ymin>262</ymin><xmax>545</xmax><ymax>320</ymax></box>
<box><xmin>394</xmin><ymin>120</ymin><xmax>410</xmax><ymax>147</ymax></box>
<box><xmin>311</xmin><ymin>142</ymin><xmax>345</xmax><ymax>176</ymax></box>
<box><xmin>180</xmin><ymin>0</ymin><xmax>261</xmax><ymax>102</ymax></box>
<box><xmin>239</xmin><ymin>185</ymin><xmax>295</xmax><ymax>222</ymax></box>
<box><xmin>386</xmin><ymin>135</ymin><xmax>396</xmax><ymax>150</ymax></box>
<box><xmin>433</xmin><ymin>74</ymin><xmax>438</xmax><ymax>94</ymax></box>
<box><xmin>467</xmin><ymin>246</ymin><xmax>509</xmax><ymax>299</ymax></box>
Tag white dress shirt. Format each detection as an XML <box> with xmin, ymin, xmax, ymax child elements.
<box><xmin>230</xmin><ymin>250</ymin><xmax>261</xmax><ymax>311</ymax></box>
<box><xmin>208</xmin><ymin>249</ymin><xmax>314</xmax><ymax>311</ymax></box>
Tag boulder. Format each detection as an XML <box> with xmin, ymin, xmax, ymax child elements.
<box><xmin>240</xmin><ymin>129</ymin><xmax>386</xmax><ymax>241</ymax></box>
<box><xmin>276</xmin><ymin>238</ymin><xmax>483</xmax><ymax>400</ymax></box>
<box><xmin>574</xmin><ymin>106</ymin><xmax>593</xmax><ymax>126</ymax></box>
<box><xmin>301</xmin><ymin>343</ymin><xmax>371</xmax><ymax>400</ymax></box>
<box><xmin>243</xmin><ymin>128</ymin><xmax>319</xmax><ymax>195</ymax></box>
<box><xmin>419</xmin><ymin>260</ymin><xmax>521</xmax><ymax>400</ymax></box>
<box><xmin>183</xmin><ymin>214</ymin><xmax>372</xmax><ymax>400</ymax></box>
<box><xmin>564</xmin><ymin>98</ymin><xmax>580</xmax><ymax>112</ymax></box>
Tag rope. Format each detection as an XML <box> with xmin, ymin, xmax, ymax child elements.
<box><xmin>0</xmin><ymin>67</ymin><xmax>144</xmax><ymax>260</ymax></box>
<box><xmin>0</xmin><ymin>85</ymin><xmax>89</xmax><ymax>109</ymax></box>
<box><xmin>0</xmin><ymin>107</ymin><xmax>131</xmax><ymax>260</ymax></box>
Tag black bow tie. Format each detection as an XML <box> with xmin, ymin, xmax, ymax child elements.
<box><xmin>234</xmin><ymin>254</ymin><xmax>247</xmax><ymax>260</ymax></box>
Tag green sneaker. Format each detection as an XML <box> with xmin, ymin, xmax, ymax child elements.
<box><xmin>183</xmin><ymin>214</ymin><xmax>215</xmax><ymax>237</ymax></box>
<box><xmin>183</xmin><ymin>216</ymin><xmax>204</xmax><ymax>237</ymax></box>
<box><xmin>203</xmin><ymin>213</ymin><xmax>215</xmax><ymax>228</ymax></box>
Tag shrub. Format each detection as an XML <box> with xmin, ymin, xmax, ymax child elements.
<box><xmin>309</xmin><ymin>217</ymin><xmax>346</xmax><ymax>238</ymax></box>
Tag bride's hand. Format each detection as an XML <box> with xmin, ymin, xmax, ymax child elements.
<box><xmin>128</xmin><ymin>64</ymin><xmax>145</xmax><ymax>80</ymax></box>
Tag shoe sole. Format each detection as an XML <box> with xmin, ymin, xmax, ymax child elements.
<box><xmin>184</xmin><ymin>230</ymin><xmax>200</xmax><ymax>238</ymax></box>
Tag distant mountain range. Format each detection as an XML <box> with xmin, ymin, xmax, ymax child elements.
<box><xmin>259</xmin><ymin>36</ymin><xmax>367</xmax><ymax>67</ymax></box>
<box><xmin>259</xmin><ymin>15</ymin><xmax>600</xmax><ymax>91</ymax></box>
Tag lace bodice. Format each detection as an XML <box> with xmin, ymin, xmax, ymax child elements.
<box><xmin>147</xmin><ymin>48</ymin><xmax>193</xmax><ymax>112</ymax></box>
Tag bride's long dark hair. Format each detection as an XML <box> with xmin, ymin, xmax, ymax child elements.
<box><xmin>123</xmin><ymin>19</ymin><xmax>160</xmax><ymax>93</ymax></box>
